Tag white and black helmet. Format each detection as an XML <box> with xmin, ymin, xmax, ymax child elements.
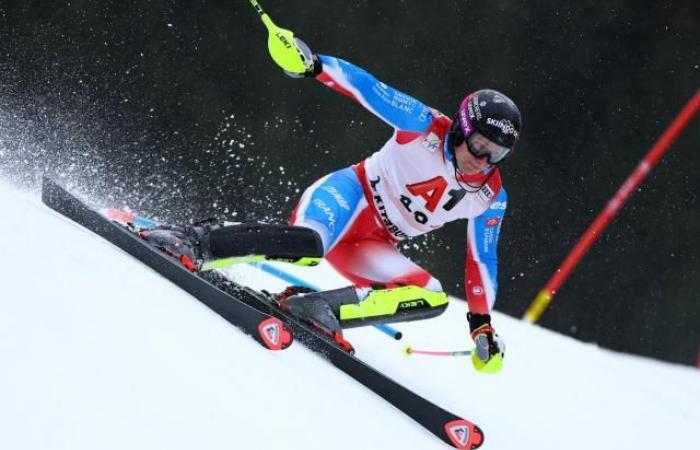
<box><xmin>449</xmin><ymin>89</ymin><xmax>522</xmax><ymax>165</ymax></box>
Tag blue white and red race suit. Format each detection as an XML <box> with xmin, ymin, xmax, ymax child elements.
<box><xmin>290</xmin><ymin>55</ymin><xmax>507</xmax><ymax>315</ymax></box>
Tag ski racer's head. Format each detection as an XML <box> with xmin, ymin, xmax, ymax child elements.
<box><xmin>448</xmin><ymin>89</ymin><xmax>521</xmax><ymax>175</ymax></box>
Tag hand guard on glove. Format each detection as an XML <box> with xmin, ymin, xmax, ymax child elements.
<box><xmin>468</xmin><ymin>313</ymin><xmax>505</xmax><ymax>374</ymax></box>
<box><xmin>281</xmin><ymin>37</ymin><xmax>322</xmax><ymax>78</ymax></box>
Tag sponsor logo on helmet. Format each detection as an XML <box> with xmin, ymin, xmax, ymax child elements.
<box><xmin>469</xmin><ymin>96</ymin><xmax>483</xmax><ymax>120</ymax></box>
<box><xmin>472</xmin><ymin>286</ymin><xmax>484</xmax><ymax>296</ymax></box>
<box><xmin>490</xmin><ymin>201</ymin><xmax>507</xmax><ymax>210</ymax></box>
<box><xmin>486</xmin><ymin>118</ymin><xmax>519</xmax><ymax>138</ymax></box>
<box><xmin>459</xmin><ymin>109</ymin><xmax>472</xmax><ymax>135</ymax></box>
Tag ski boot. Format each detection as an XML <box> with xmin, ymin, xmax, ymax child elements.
<box><xmin>277</xmin><ymin>283</ymin><xmax>449</xmax><ymax>338</ymax></box>
<box><xmin>276</xmin><ymin>286</ymin><xmax>355</xmax><ymax>354</ymax></box>
<box><xmin>337</xmin><ymin>285</ymin><xmax>449</xmax><ymax>327</ymax></box>
<box><xmin>143</xmin><ymin>221</ymin><xmax>324</xmax><ymax>271</ymax></box>
<box><xmin>140</xmin><ymin>222</ymin><xmax>213</xmax><ymax>271</ymax></box>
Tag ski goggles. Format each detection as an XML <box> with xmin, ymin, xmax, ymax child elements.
<box><xmin>466</xmin><ymin>131</ymin><xmax>512</xmax><ymax>165</ymax></box>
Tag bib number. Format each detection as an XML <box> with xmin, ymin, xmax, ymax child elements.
<box><xmin>402</xmin><ymin>176</ymin><xmax>466</xmax><ymax>224</ymax></box>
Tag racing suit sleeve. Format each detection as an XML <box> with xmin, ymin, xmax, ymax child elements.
<box><xmin>314</xmin><ymin>54</ymin><xmax>433</xmax><ymax>133</ymax></box>
<box><xmin>464</xmin><ymin>188</ymin><xmax>507</xmax><ymax>314</ymax></box>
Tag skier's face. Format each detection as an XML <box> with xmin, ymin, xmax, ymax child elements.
<box><xmin>454</xmin><ymin>141</ymin><xmax>491</xmax><ymax>174</ymax></box>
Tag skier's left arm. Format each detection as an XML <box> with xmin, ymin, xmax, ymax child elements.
<box><xmin>271</xmin><ymin>37</ymin><xmax>432</xmax><ymax>133</ymax></box>
<box><xmin>312</xmin><ymin>54</ymin><xmax>433</xmax><ymax>133</ymax></box>
<box><xmin>465</xmin><ymin>188</ymin><xmax>507</xmax><ymax>373</ymax></box>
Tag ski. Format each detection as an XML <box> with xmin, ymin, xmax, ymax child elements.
<box><xmin>41</xmin><ymin>178</ymin><xmax>484</xmax><ymax>449</ymax></box>
<box><xmin>41</xmin><ymin>178</ymin><xmax>292</xmax><ymax>352</ymax></box>
<box><xmin>201</xmin><ymin>272</ymin><xmax>485</xmax><ymax>449</ymax></box>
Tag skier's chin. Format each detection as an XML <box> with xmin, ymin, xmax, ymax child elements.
<box><xmin>459</xmin><ymin>159</ymin><xmax>488</xmax><ymax>175</ymax></box>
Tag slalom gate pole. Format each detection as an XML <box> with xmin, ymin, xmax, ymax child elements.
<box><xmin>523</xmin><ymin>90</ymin><xmax>700</xmax><ymax>324</ymax></box>
<box><xmin>405</xmin><ymin>346</ymin><xmax>472</xmax><ymax>357</ymax></box>
<box><xmin>249</xmin><ymin>262</ymin><xmax>403</xmax><ymax>340</ymax></box>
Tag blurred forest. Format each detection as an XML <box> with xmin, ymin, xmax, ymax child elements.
<box><xmin>1</xmin><ymin>0</ymin><xmax>698</xmax><ymax>364</ymax></box>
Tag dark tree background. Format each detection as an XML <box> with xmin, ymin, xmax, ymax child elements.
<box><xmin>1</xmin><ymin>1</ymin><xmax>698</xmax><ymax>364</ymax></box>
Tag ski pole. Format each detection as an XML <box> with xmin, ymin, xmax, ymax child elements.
<box><xmin>250</xmin><ymin>262</ymin><xmax>403</xmax><ymax>340</ymax></box>
<box><xmin>377</xmin><ymin>324</ymin><xmax>403</xmax><ymax>340</ymax></box>
<box><xmin>523</xmin><ymin>90</ymin><xmax>700</xmax><ymax>324</ymax></box>
<box><xmin>404</xmin><ymin>346</ymin><xmax>472</xmax><ymax>357</ymax></box>
<box><xmin>247</xmin><ymin>0</ymin><xmax>308</xmax><ymax>74</ymax></box>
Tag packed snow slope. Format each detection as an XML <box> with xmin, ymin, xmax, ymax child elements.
<box><xmin>1</xmin><ymin>178</ymin><xmax>698</xmax><ymax>450</ymax></box>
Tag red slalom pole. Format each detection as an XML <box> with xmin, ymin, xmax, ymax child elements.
<box><xmin>524</xmin><ymin>90</ymin><xmax>700</xmax><ymax>323</ymax></box>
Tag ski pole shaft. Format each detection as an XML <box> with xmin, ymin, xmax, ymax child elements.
<box><xmin>523</xmin><ymin>90</ymin><xmax>700</xmax><ymax>324</ymax></box>
<box><xmin>405</xmin><ymin>346</ymin><xmax>472</xmax><ymax>357</ymax></box>
<box><xmin>248</xmin><ymin>0</ymin><xmax>265</xmax><ymax>17</ymax></box>
<box><xmin>247</xmin><ymin>0</ymin><xmax>277</xmax><ymax>32</ymax></box>
<box><xmin>376</xmin><ymin>324</ymin><xmax>403</xmax><ymax>340</ymax></box>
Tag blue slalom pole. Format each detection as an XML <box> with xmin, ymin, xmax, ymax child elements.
<box><xmin>375</xmin><ymin>323</ymin><xmax>403</xmax><ymax>340</ymax></box>
<box><xmin>250</xmin><ymin>262</ymin><xmax>403</xmax><ymax>340</ymax></box>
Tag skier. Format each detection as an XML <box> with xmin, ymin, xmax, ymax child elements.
<box><xmin>270</xmin><ymin>38</ymin><xmax>520</xmax><ymax>374</ymax></box>
<box><xmin>145</xmin><ymin>38</ymin><xmax>520</xmax><ymax>374</ymax></box>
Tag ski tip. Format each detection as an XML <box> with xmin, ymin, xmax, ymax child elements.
<box><xmin>470</xmin><ymin>424</ymin><xmax>485</xmax><ymax>449</ymax></box>
<box><xmin>258</xmin><ymin>317</ymin><xmax>293</xmax><ymax>350</ymax></box>
<box><xmin>444</xmin><ymin>419</ymin><xmax>484</xmax><ymax>449</ymax></box>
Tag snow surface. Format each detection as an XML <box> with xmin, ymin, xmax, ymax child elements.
<box><xmin>1</xmin><ymin>178</ymin><xmax>698</xmax><ymax>450</ymax></box>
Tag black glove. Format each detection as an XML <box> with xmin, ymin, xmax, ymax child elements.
<box><xmin>468</xmin><ymin>313</ymin><xmax>505</xmax><ymax>373</ymax></box>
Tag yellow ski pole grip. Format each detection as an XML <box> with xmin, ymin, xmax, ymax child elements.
<box><xmin>247</xmin><ymin>0</ymin><xmax>308</xmax><ymax>74</ymax></box>
<box><xmin>260</xmin><ymin>13</ymin><xmax>275</xmax><ymax>30</ymax></box>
